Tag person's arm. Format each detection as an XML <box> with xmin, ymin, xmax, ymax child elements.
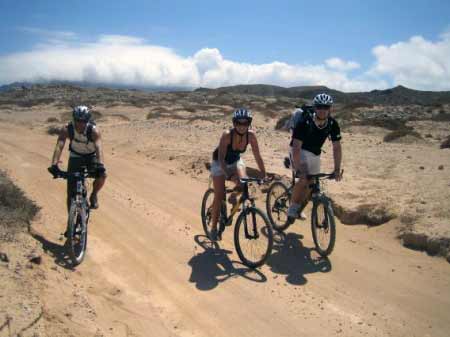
<box><xmin>332</xmin><ymin>141</ymin><xmax>342</xmax><ymax>181</ymax></box>
<box><xmin>330</xmin><ymin>119</ymin><xmax>342</xmax><ymax>181</ymax></box>
<box><xmin>291</xmin><ymin>121</ymin><xmax>307</xmax><ymax>175</ymax></box>
<box><xmin>248</xmin><ymin>131</ymin><xmax>266</xmax><ymax>178</ymax></box>
<box><xmin>218</xmin><ymin>131</ymin><xmax>230</xmax><ymax>176</ymax></box>
<box><xmin>51</xmin><ymin>126</ymin><xmax>68</xmax><ymax>166</ymax></box>
<box><xmin>91</xmin><ymin>127</ymin><xmax>105</xmax><ymax>164</ymax></box>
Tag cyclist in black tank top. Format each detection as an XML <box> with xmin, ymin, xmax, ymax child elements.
<box><xmin>208</xmin><ymin>108</ymin><xmax>267</xmax><ymax>241</ymax></box>
<box><xmin>212</xmin><ymin>129</ymin><xmax>249</xmax><ymax>164</ymax></box>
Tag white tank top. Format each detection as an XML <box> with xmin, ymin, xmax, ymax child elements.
<box><xmin>69</xmin><ymin>124</ymin><xmax>97</xmax><ymax>157</ymax></box>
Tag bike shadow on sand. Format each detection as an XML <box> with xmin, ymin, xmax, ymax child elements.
<box><xmin>31</xmin><ymin>231</ymin><xmax>75</xmax><ymax>270</ymax></box>
<box><xmin>266</xmin><ymin>231</ymin><xmax>332</xmax><ymax>286</ymax></box>
<box><xmin>188</xmin><ymin>235</ymin><xmax>267</xmax><ymax>291</ymax></box>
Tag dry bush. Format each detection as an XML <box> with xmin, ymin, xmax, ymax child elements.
<box><xmin>441</xmin><ymin>136</ymin><xmax>450</xmax><ymax>149</ymax></box>
<box><xmin>150</xmin><ymin>106</ymin><xmax>172</xmax><ymax>114</ymax></box>
<box><xmin>46</xmin><ymin>117</ymin><xmax>59</xmax><ymax>123</ymax></box>
<box><xmin>147</xmin><ymin>111</ymin><xmax>162</xmax><ymax>119</ymax></box>
<box><xmin>0</xmin><ymin>171</ymin><xmax>40</xmax><ymax>241</ymax></box>
<box><xmin>275</xmin><ymin>115</ymin><xmax>290</xmax><ymax>130</ymax></box>
<box><xmin>259</xmin><ymin>109</ymin><xmax>279</xmax><ymax>119</ymax></box>
<box><xmin>383</xmin><ymin>129</ymin><xmax>422</xmax><ymax>142</ymax></box>
<box><xmin>354</xmin><ymin>118</ymin><xmax>408</xmax><ymax>131</ymax></box>
<box><xmin>17</xmin><ymin>97</ymin><xmax>55</xmax><ymax>107</ymax></box>
<box><xmin>46</xmin><ymin>125</ymin><xmax>61</xmax><ymax>136</ymax></box>
<box><xmin>183</xmin><ymin>105</ymin><xmax>197</xmax><ymax>113</ymax></box>
<box><xmin>432</xmin><ymin>111</ymin><xmax>450</xmax><ymax>121</ymax></box>
<box><xmin>342</xmin><ymin>102</ymin><xmax>374</xmax><ymax>110</ymax></box>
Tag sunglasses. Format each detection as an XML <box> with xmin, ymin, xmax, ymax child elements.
<box><xmin>315</xmin><ymin>105</ymin><xmax>331</xmax><ymax>110</ymax></box>
<box><xmin>234</xmin><ymin>120</ymin><xmax>250</xmax><ymax>126</ymax></box>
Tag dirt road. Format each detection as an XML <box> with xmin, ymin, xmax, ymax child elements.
<box><xmin>1</xmin><ymin>122</ymin><xmax>449</xmax><ymax>337</ymax></box>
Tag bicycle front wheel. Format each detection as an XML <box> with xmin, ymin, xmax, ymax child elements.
<box><xmin>266</xmin><ymin>181</ymin><xmax>291</xmax><ymax>231</ymax></box>
<box><xmin>234</xmin><ymin>207</ymin><xmax>273</xmax><ymax>268</ymax></box>
<box><xmin>67</xmin><ymin>200</ymin><xmax>88</xmax><ymax>266</ymax></box>
<box><xmin>311</xmin><ymin>197</ymin><xmax>336</xmax><ymax>257</ymax></box>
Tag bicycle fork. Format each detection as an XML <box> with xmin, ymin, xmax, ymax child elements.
<box><xmin>243</xmin><ymin>207</ymin><xmax>259</xmax><ymax>240</ymax></box>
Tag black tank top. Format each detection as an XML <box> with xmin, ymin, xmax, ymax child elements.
<box><xmin>212</xmin><ymin>129</ymin><xmax>249</xmax><ymax>164</ymax></box>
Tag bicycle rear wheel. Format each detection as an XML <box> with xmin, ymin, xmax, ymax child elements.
<box><xmin>67</xmin><ymin>200</ymin><xmax>88</xmax><ymax>266</ymax></box>
<box><xmin>311</xmin><ymin>197</ymin><xmax>336</xmax><ymax>257</ymax></box>
<box><xmin>234</xmin><ymin>207</ymin><xmax>273</xmax><ymax>268</ymax></box>
<box><xmin>266</xmin><ymin>181</ymin><xmax>291</xmax><ymax>231</ymax></box>
<box><xmin>201</xmin><ymin>188</ymin><xmax>226</xmax><ymax>239</ymax></box>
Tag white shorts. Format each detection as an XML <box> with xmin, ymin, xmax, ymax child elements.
<box><xmin>289</xmin><ymin>147</ymin><xmax>321</xmax><ymax>175</ymax></box>
<box><xmin>210</xmin><ymin>159</ymin><xmax>246</xmax><ymax>177</ymax></box>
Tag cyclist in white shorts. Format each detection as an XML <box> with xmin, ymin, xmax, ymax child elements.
<box><xmin>287</xmin><ymin>93</ymin><xmax>343</xmax><ymax>223</ymax></box>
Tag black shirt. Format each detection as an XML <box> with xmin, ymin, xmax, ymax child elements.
<box><xmin>212</xmin><ymin>129</ymin><xmax>249</xmax><ymax>164</ymax></box>
<box><xmin>291</xmin><ymin>116</ymin><xmax>341</xmax><ymax>155</ymax></box>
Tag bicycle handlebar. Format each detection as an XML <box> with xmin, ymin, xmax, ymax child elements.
<box><xmin>51</xmin><ymin>169</ymin><xmax>96</xmax><ymax>180</ymax></box>
<box><xmin>239</xmin><ymin>177</ymin><xmax>268</xmax><ymax>185</ymax></box>
<box><xmin>306</xmin><ymin>172</ymin><xmax>336</xmax><ymax>180</ymax></box>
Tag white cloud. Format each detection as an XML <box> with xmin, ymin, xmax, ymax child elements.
<box><xmin>0</xmin><ymin>32</ymin><xmax>387</xmax><ymax>91</ymax></box>
<box><xmin>370</xmin><ymin>32</ymin><xmax>450</xmax><ymax>90</ymax></box>
<box><xmin>325</xmin><ymin>57</ymin><xmax>360</xmax><ymax>71</ymax></box>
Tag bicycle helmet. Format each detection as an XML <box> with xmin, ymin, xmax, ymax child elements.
<box><xmin>232</xmin><ymin>108</ymin><xmax>253</xmax><ymax>124</ymax></box>
<box><xmin>313</xmin><ymin>93</ymin><xmax>334</xmax><ymax>107</ymax></box>
<box><xmin>72</xmin><ymin>105</ymin><xmax>91</xmax><ymax>122</ymax></box>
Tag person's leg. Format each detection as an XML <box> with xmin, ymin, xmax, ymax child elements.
<box><xmin>66</xmin><ymin>156</ymin><xmax>81</xmax><ymax>212</ymax></box>
<box><xmin>228</xmin><ymin>160</ymin><xmax>246</xmax><ymax>205</ymax></box>
<box><xmin>89</xmin><ymin>157</ymin><xmax>106</xmax><ymax>209</ymax></box>
<box><xmin>288</xmin><ymin>151</ymin><xmax>311</xmax><ymax>220</ymax></box>
<box><xmin>211</xmin><ymin>175</ymin><xmax>226</xmax><ymax>240</ymax></box>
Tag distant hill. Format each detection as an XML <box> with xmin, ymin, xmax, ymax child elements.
<box><xmin>0</xmin><ymin>81</ymin><xmax>190</xmax><ymax>93</ymax></box>
<box><xmin>2</xmin><ymin>81</ymin><xmax>450</xmax><ymax>107</ymax></box>
<box><xmin>197</xmin><ymin>84</ymin><xmax>450</xmax><ymax>106</ymax></box>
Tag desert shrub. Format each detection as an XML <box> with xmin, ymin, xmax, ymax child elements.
<box><xmin>46</xmin><ymin>125</ymin><xmax>61</xmax><ymax>136</ymax></box>
<box><xmin>333</xmin><ymin>109</ymin><xmax>355</xmax><ymax>121</ymax></box>
<box><xmin>432</xmin><ymin>111</ymin><xmax>450</xmax><ymax>121</ymax></box>
<box><xmin>46</xmin><ymin>117</ymin><xmax>59</xmax><ymax>123</ymax></box>
<box><xmin>383</xmin><ymin>129</ymin><xmax>422</xmax><ymax>142</ymax></box>
<box><xmin>183</xmin><ymin>105</ymin><xmax>197</xmax><ymax>113</ymax></box>
<box><xmin>441</xmin><ymin>136</ymin><xmax>450</xmax><ymax>149</ymax></box>
<box><xmin>17</xmin><ymin>97</ymin><xmax>55</xmax><ymax>107</ymax></box>
<box><xmin>343</xmin><ymin>102</ymin><xmax>374</xmax><ymax>110</ymax></box>
<box><xmin>354</xmin><ymin>118</ymin><xmax>408</xmax><ymax>131</ymax></box>
<box><xmin>147</xmin><ymin>111</ymin><xmax>162</xmax><ymax>119</ymax></box>
<box><xmin>260</xmin><ymin>109</ymin><xmax>279</xmax><ymax>119</ymax></box>
<box><xmin>150</xmin><ymin>106</ymin><xmax>172</xmax><ymax>114</ymax></box>
<box><xmin>275</xmin><ymin>115</ymin><xmax>290</xmax><ymax>130</ymax></box>
<box><xmin>128</xmin><ymin>97</ymin><xmax>152</xmax><ymax>108</ymax></box>
<box><xmin>0</xmin><ymin>171</ymin><xmax>40</xmax><ymax>241</ymax></box>
<box><xmin>0</xmin><ymin>100</ymin><xmax>19</xmax><ymax>106</ymax></box>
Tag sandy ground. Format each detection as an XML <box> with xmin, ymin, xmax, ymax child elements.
<box><xmin>1</xmin><ymin>104</ymin><xmax>450</xmax><ymax>337</ymax></box>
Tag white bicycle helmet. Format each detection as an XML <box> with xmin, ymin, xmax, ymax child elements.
<box><xmin>232</xmin><ymin>108</ymin><xmax>253</xmax><ymax>124</ymax></box>
<box><xmin>313</xmin><ymin>93</ymin><xmax>334</xmax><ymax>107</ymax></box>
<box><xmin>72</xmin><ymin>105</ymin><xmax>91</xmax><ymax>122</ymax></box>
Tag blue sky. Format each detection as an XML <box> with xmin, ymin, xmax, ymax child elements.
<box><xmin>1</xmin><ymin>0</ymin><xmax>449</xmax><ymax>91</ymax></box>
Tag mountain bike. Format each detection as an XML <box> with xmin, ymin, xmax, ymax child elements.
<box><xmin>201</xmin><ymin>177</ymin><xmax>273</xmax><ymax>268</ymax></box>
<box><xmin>266</xmin><ymin>157</ymin><xmax>339</xmax><ymax>257</ymax></box>
<box><xmin>52</xmin><ymin>166</ymin><xmax>95</xmax><ymax>266</ymax></box>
